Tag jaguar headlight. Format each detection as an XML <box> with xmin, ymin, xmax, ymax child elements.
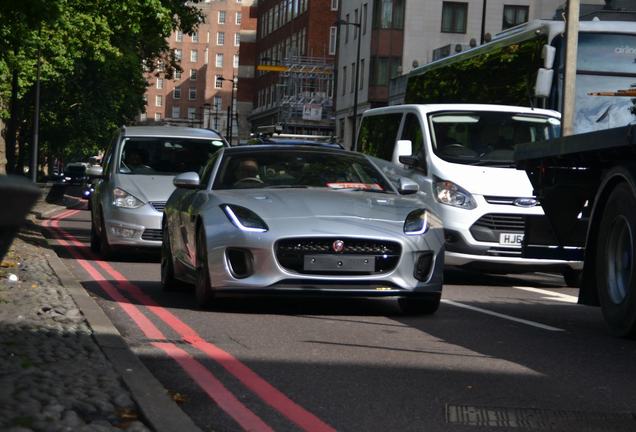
<box><xmin>404</xmin><ymin>209</ymin><xmax>429</xmax><ymax>235</ymax></box>
<box><xmin>112</xmin><ymin>187</ymin><xmax>144</xmax><ymax>208</ymax></box>
<box><xmin>222</xmin><ymin>204</ymin><xmax>269</xmax><ymax>233</ymax></box>
<box><xmin>434</xmin><ymin>179</ymin><xmax>477</xmax><ymax>210</ymax></box>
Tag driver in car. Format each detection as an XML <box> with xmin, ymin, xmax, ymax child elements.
<box><xmin>234</xmin><ymin>158</ymin><xmax>261</xmax><ymax>184</ymax></box>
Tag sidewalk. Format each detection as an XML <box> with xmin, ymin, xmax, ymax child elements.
<box><xmin>0</xmin><ymin>184</ymin><xmax>200</xmax><ymax>432</ymax></box>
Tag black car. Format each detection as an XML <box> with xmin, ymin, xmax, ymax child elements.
<box><xmin>62</xmin><ymin>163</ymin><xmax>89</xmax><ymax>185</ymax></box>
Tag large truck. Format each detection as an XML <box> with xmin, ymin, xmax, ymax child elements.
<box><xmin>390</xmin><ymin>12</ymin><xmax>636</xmax><ymax>335</ymax></box>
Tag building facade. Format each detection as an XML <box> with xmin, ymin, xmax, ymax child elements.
<box><xmin>239</xmin><ymin>0</ymin><xmax>338</xmax><ymax>139</ymax></box>
<box><xmin>334</xmin><ymin>0</ymin><xmax>600</xmax><ymax>149</ymax></box>
<box><xmin>141</xmin><ymin>0</ymin><xmax>244</xmax><ymax>143</ymax></box>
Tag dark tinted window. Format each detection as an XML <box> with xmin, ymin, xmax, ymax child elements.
<box><xmin>357</xmin><ymin>113</ymin><xmax>402</xmax><ymax>161</ymax></box>
<box><xmin>400</xmin><ymin>113</ymin><xmax>425</xmax><ymax>156</ymax></box>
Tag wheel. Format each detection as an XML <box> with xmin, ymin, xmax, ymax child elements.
<box><xmin>596</xmin><ymin>183</ymin><xmax>636</xmax><ymax>338</ymax></box>
<box><xmin>562</xmin><ymin>268</ymin><xmax>582</xmax><ymax>288</ymax></box>
<box><xmin>99</xmin><ymin>214</ymin><xmax>113</xmax><ymax>260</ymax></box>
<box><xmin>398</xmin><ymin>296</ymin><xmax>441</xmax><ymax>315</ymax></box>
<box><xmin>194</xmin><ymin>227</ymin><xmax>215</xmax><ymax>309</ymax></box>
<box><xmin>90</xmin><ymin>214</ymin><xmax>101</xmax><ymax>253</ymax></box>
<box><xmin>160</xmin><ymin>224</ymin><xmax>181</xmax><ymax>291</ymax></box>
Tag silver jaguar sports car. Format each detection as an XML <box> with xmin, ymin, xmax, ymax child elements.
<box><xmin>161</xmin><ymin>145</ymin><xmax>445</xmax><ymax>314</ymax></box>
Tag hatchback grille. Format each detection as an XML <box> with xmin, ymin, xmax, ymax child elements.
<box><xmin>483</xmin><ymin>196</ymin><xmax>540</xmax><ymax>206</ymax></box>
<box><xmin>150</xmin><ymin>201</ymin><xmax>166</xmax><ymax>212</ymax></box>
<box><xmin>473</xmin><ymin>214</ymin><xmax>525</xmax><ymax>231</ymax></box>
<box><xmin>141</xmin><ymin>228</ymin><xmax>162</xmax><ymax>241</ymax></box>
<box><xmin>275</xmin><ymin>237</ymin><xmax>401</xmax><ymax>275</ymax></box>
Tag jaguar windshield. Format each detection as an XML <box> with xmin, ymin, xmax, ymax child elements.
<box><xmin>430</xmin><ymin>111</ymin><xmax>561</xmax><ymax>166</ymax></box>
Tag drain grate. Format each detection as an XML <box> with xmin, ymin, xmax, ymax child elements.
<box><xmin>446</xmin><ymin>404</ymin><xmax>636</xmax><ymax>431</ymax></box>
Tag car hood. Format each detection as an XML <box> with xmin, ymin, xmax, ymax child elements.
<box><xmin>117</xmin><ymin>174</ymin><xmax>176</xmax><ymax>203</ymax></box>
<box><xmin>212</xmin><ymin>188</ymin><xmax>429</xmax><ymax>222</ymax></box>
<box><xmin>434</xmin><ymin>163</ymin><xmax>534</xmax><ymax>197</ymax></box>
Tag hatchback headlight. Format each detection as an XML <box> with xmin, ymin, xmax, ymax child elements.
<box><xmin>112</xmin><ymin>187</ymin><xmax>144</xmax><ymax>208</ymax></box>
<box><xmin>221</xmin><ymin>204</ymin><xmax>269</xmax><ymax>232</ymax></box>
<box><xmin>404</xmin><ymin>209</ymin><xmax>429</xmax><ymax>235</ymax></box>
<box><xmin>434</xmin><ymin>179</ymin><xmax>477</xmax><ymax>210</ymax></box>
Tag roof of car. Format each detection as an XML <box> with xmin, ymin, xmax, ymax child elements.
<box><xmin>122</xmin><ymin>126</ymin><xmax>224</xmax><ymax>140</ymax></box>
<box><xmin>223</xmin><ymin>144</ymin><xmax>356</xmax><ymax>155</ymax></box>
<box><xmin>244</xmin><ymin>137</ymin><xmax>343</xmax><ymax>148</ymax></box>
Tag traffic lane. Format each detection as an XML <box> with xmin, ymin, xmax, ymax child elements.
<box><xmin>52</xmin><ymin>210</ymin><xmax>636</xmax><ymax>431</ymax></box>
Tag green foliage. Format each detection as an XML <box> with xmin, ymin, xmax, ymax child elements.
<box><xmin>0</xmin><ymin>0</ymin><xmax>203</xmax><ymax>169</ymax></box>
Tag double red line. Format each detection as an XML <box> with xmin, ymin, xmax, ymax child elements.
<box><xmin>43</xmin><ymin>208</ymin><xmax>335</xmax><ymax>432</ymax></box>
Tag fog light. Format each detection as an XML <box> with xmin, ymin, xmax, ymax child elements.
<box><xmin>226</xmin><ymin>248</ymin><xmax>254</xmax><ymax>278</ymax></box>
<box><xmin>414</xmin><ymin>252</ymin><xmax>434</xmax><ymax>281</ymax></box>
<box><xmin>110</xmin><ymin>226</ymin><xmax>140</xmax><ymax>239</ymax></box>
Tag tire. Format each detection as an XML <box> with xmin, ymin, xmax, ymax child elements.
<box><xmin>90</xmin><ymin>214</ymin><xmax>101</xmax><ymax>253</ymax></box>
<box><xmin>596</xmin><ymin>182</ymin><xmax>636</xmax><ymax>338</ymax></box>
<box><xmin>562</xmin><ymin>268</ymin><xmax>582</xmax><ymax>288</ymax></box>
<box><xmin>160</xmin><ymin>224</ymin><xmax>181</xmax><ymax>292</ymax></box>
<box><xmin>194</xmin><ymin>227</ymin><xmax>215</xmax><ymax>309</ymax></box>
<box><xmin>398</xmin><ymin>296</ymin><xmax>441</xmax><ymax>315</ymax></box>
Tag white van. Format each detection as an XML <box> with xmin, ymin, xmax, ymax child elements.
<box><xmin>356</xmin><ymin>104</ymin><xmax>582</xmax><ymax>285</ymax></box>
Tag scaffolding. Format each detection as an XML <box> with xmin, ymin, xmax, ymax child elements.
<box><xmin>275</xmin><ymin>56</ymin><xmax>335</xmax><ymax>135</ymax></box>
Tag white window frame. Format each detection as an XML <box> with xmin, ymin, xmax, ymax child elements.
<box><xmin>233</xmin><ymin>54</ymin><xmax>239</xmax><ymax>68</ymax></box>
<box><xmin>192</xmin><ymin>32</ymin><xmax>199</xmax><ymax>43</ymax></box>
<box><xmin>217</xmin><ymin>32</ymin><xmax>225</xmax><ymax>46</ymax></box>
<box><xmin>218</xmin><ymin>10</ymin><xmax>226</xmax><ymax>24</ymax></box>
<box><xmin>234</xmin><ymin>33</ymin><xmax>240</xmax><ymax>46</ymax></box>
<box><xmin>190</xmin><ymin>69</ymin><xmax>197</xmax><ymax>80</ymax></box>
<box><xmin>174</xmin><ymin>86</ymin><xmax>181</xmax><ymax>99</ymax></box>
<box><xmin>215</xmin><ymin>53</ymin><xmax>224</xmax><ymax>68</ymax></box>
<box><xmin>156</xmin><ymin>78</ymin><xmax>164</xmax><ymax>89</ymax></box>
<box><xmin>190</xmin><ymin>49</ymin><xmax>198</xmax><ymax>62</ymax></box>
<box><xmin>330</xmin><ymin>0</ymin><xmax>338</xmax><ymax>11</ymax></box>
<box><xmin>154</xmin><ymin>112</ymin><xmax>161</xmax><ymax>121</ymax></box>
<box><xmin>236</xmin><ymin>12</ymin><xmax>242</xmax><ymax>25</ymax></box>
<box><xmin>329</xmin><ymin>27</ymin><xmax>337</xmax><ymax>55</ymax></box>
<box><xmin>155</xmin><ymin>95</ymin><xmax>163</xmax><ymax>107</ymax></box>
<box><xmin>189</xmin><ymin>87</ymin><xmax>197</xmax><ymax>100</ymax></box>
<box><xmin>171</xmin><ymin>106</ymin><xmax>181</xmax><ymax>118</ymax></box>
<box><xmin>175</xmin><ymin>31</ymin><xmax>183</xmax><ymax>42</ymax></box>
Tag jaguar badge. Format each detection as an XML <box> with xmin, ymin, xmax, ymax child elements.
<box><xmin>332</xmin><ymin>240</ymin><xmax>345</xmax><ymax>253</ymax></box>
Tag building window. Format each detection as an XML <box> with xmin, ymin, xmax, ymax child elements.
<box><xmin>342</xmin><ymin>66</ymin><xmax>347</xmax><ymax>96</ymax></box>
<box><xmin>192</xmin><ymin>32</ymin><xmax>199</xmax><ymax>43</ymax></box>
<box><xmin>188</xmin><ymin>107</ymin><xmax>197</xmax><ymax>121</ymax></box>
<box><xmin>217</xmin><ymin>32</ymin><xmax>225</xmax><ymax>45</ymax></box>
<box><xmin>236</xmin><ymin>12</ymin><xmax>242</xmax><ymax>24</ymax></box>
<box><xmin>373</xmin><ymin>0</ymin><xmax>392</xmax><ymax>29</ymax></box>
<box><xmin>155</xmin><ymin>95</ymin><xmax>162</xmax><ymax>107</ymax></box>
<box><xmin>234</xmin><ymin>33</ymin><xmax>240</xmax><ymax>46</ymax></box>
<box><xmin>354</xmin><ymin>9</ymin><xmax>359</xmax><ymax>39</ymax></box>
<box><xmin>363</xmin><ymin>3</ymin><xmax>368</xmax><ymax>34</ymax></box>
<box><xmin>175</xmin><ymin>31</ymin><xmax>183</xmax><ymax>42</ymax></box>
<box><xmin>154</xmin><ymin>112</ymin><xmax>161</xmax><ymax>121</ymax></box>
<box><xmin>215</xmin><ymin>53</ymin><xmax>224</xmax><ymax>67</ymax></box>
<box><xmin>174</xmin><ymin>87</ymin><xmax>181</xmax><ymax>99</ymax></box>
<box><xmin>351</xmin><ymin>62</ymin><xmax>355</xmax><ymax>93</ymax></box>
<box><xmin>140</xmin><ymin>113</ymin><xmax>147</xmax><ymax>121</ymax></box>
<box><xmin>215</xmin><ymin>75</ymin><xmax>223</xmax><ymax>89</ymax></box>
<box><xmin>172</xmin><ymin>106</ymin><xmax>181</xmax><ymax>118</ymax></box>
<box><xmin>204</xmin><ymin>47</ymin><xmax>209</xmax><ymax>64</ymax></box>
<box><xmin>219</xmin><ymin>10</ymin><xmax>226</xmax><ymax>24</ymax></box>
<box><xmin>233</xmin><ymin>54</ymin><xmax>239</xmax><ymax>68</ymax></box>
<box><xmin>156</xmin><ymin>78</ymin><xmax>163</xmax><ymax>89</ymax></box>
<box><xmin>190</xmin><ymin>69</ymin><xmax>197</xmax><ymax>80</ymax></box>
<box><xmin>345</xmin><ymin>13</ymin><xmax>350</xmax><ymax>43</ymax></box>
<box><xmin>331</xmin><ymin>0</ymin><xmax>338</xmax><ymax>11</ymax></box>
<box><xmin>174</xmin><ymin>69</ymin><xmax>181</xmax><ymax>79</ymax></box>
<box><xmin>360</xmin><ymin>58</ymin><xmax>365</xmax><ymax>89</ymax></box>
<box><xmin>174</xmin><ymin>48</ymin><xmax>182</xmax><ymax>61</ymax></box>
<box><xmin>441</xmin><ymin>2</ymin><xmax>468</xmax><ymax>34</ymax></box>
<box><xmin>190</xmin><ymin>50</ymin><xmax>198</xmax><ymax>62</ymax></box>
<box><xmin>329</xmin><ymin>27</ymin><xmax>337</xmax><ymax>55</ymax></box>
<box><xmin>502</xmin><ymin>5</ymin><xmax>529</xmax><ymax>29</ymax></box>
<box><xmin>189</xmin><ymin>88</ymin><xmax>197</xmax><ymax>100</ymax></box>
<box><xmin>214</xmin><ymin>95</ymin><xmax>222</xmax><ymax>109</ymax></box>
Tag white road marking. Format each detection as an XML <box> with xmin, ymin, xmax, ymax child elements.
<box><xmin>442</xmin><ymin>299</ymin><xmax>566</xmax><ymax>332</ymax></box>
<box><xmin>512</xmin><ymin>286</ymin><xmax>579</xmax><ymax>304</ymax></box>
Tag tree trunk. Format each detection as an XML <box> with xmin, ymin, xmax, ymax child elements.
<box><xmin>0</xmin><ymin>117</ymin><xmax>6</xmax><ymax>175</ymax></box>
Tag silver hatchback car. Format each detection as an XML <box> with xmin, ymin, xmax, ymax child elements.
<box><xmin>89</xmin><ymin>126</ymin><xmax>227</xmax><ymax>258</ymax></box>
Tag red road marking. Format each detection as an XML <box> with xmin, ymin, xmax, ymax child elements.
<box><xmin>44</xmin><ymin>211</ymin><xmax>274</xmax><ymax>432</ymax></box>
<box><xmin>48</xmin><ymin>209</ymin><xmax>336</xmax><ymax>432</ymax></box>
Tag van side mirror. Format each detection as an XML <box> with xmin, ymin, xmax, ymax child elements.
<box><xmin>534</xmin><ymin>68</ymin><xmax>554</xmax><ymax>98</ymax></box>
<box><xmin>86</xmin><ymin>166</ymin><xmax>104</xmax><ymax>178</ymax></box>
<box><xmin>398</xmin><ymin>177</ymin><xmax>419</xmax><ymax>194</ymax></box>
<box><xmin>542</xmin><ymin>44</ymin><xmax>556</xmax><ymax>69</ymax></box>
<box><xmin>396</xmin><ymin>140</ymin><xmax>412</xmax><ymax>159</ymax></box>
<box><xmin>174</xmin><ymin>171</ymin><xmax>200</xmax><ymax>189</ymax></box>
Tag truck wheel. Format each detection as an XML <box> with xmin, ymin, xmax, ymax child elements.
<box><xmin>596</xmin><ymin>183</ymin><xmax>636</xmax><ymax>338</ymax></box>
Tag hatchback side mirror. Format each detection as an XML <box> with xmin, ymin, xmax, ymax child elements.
<box><xmin>174</xmin><ymin>171</ymin><xmax>200</xmax><ymax>189</ymax></box>
<box><xmin>86</xmin><ymin>166</ymin><xmax>103</xmax><ymax>178</ymax></box>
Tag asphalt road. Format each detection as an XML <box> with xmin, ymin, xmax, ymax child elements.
<box><xmin>47</xmin><ymin>206</ymin><xmax>636</xmax><ymax>432</ymax></box>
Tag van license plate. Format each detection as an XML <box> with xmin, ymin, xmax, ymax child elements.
<box><xmin>499</xmin><ymin>233</ymin><xmax>523</xmax><ymax>246</ymax></box>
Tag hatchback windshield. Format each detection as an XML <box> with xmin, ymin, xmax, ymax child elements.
<box><xmin>119</xmin><ymin>137</ymin><xmax>225</xmax><ymax>175</ymax></box>
<box><xmin>214</xmin><ymin>150</ymin><xmax>394</xmax><ymax>192</ymax></box>
<box><xmin>430</xmin><ymin>111</ymin><xmax>561</xmax><ymax>166</ymax></box>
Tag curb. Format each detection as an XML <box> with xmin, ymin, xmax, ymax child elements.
<box><xmin>38</xmin><ymin>206</ymin><xmax>202</xmax><ymax>432</ymax></box>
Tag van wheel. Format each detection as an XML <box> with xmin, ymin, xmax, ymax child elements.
<box><xmin>194</xmin><ymin>228</ymin><xmax>215</xmax><ymax>309</ymax></box>
<box><xmin>596</xmin><ymin>183</ymin><xmax>636</xmax><ymax>338</ymax></box>
<box><xmin>398</xmin><ymin>296</ymin><xmax>440</xmax><ymax>315</ymax></box>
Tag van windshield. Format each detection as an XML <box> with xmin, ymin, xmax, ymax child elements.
<box><xmin>119</xmin><ymin>137</ymin><xmax>226</xmax><ymax>175</ymax></box>
<box><xmin>429</xmin><ymin>111</ymin><xmax>560</xmax><ymax>166</ymax></box>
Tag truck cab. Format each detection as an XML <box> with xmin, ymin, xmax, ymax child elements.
<box><xmin>357</xmin><ymin>103</ymin><xmax>582</xmax><ymax>282</ymax></box>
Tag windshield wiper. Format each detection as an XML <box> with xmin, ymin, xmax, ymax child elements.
<box><xmin>332</xmin><ymin>187</ymin><xmax>388</xmax><ymax>193</ymax></box>
<box><xmin>265</xmin><ymin>185</ymin><xmax>309</xmax><ymax>189</ymax></box>
<box><xmin>471</xmin><ymin>159</ymin><xmax>516</xmax><ymax>167</ymax></box>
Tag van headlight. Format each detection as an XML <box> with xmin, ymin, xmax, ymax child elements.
<box><xmin>221</xmin><ymin>204</ymin><xmax>269</xmax><ymax>232</ymax></box>
<box><xmin>112</xmin><ymin>187</ymin><xmax>144</xmax><ymax>208</ymax></box>
<box><xmin>434</xmin><ymin>179</ymin><xmax>476</xmax><ymax>210</ymax></box>
<box><xmin>404</xmin><ymin>209</ymin><xmax>429</xmax><ymax>235</ymax></box>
